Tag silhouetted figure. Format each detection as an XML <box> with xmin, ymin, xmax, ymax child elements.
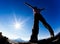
<box><xmin>25</xmin><ymin>2</ymin><xmax>54</xmax><ymax>43</ymax></box>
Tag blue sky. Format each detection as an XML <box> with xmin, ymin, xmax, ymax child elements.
<box><xmin>0</xmin><ymin>0</ymin><xmax>60</xmax><ymax>41</ymax></box>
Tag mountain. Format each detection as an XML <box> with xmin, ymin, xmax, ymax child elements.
<box><xmin>13</xmin><ymin>38</ymin><xmax>25</xmax><ymax>42</ymax></box>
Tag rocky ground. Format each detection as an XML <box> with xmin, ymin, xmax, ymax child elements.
<box><xmin>0</xmin><ymin>32</ymin><xmax>60</xmax><ymax>44</ymax></box>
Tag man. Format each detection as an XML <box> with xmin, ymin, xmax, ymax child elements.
<box><xmin>25</xmin><ymin>3</ymin><xmax>54</xmax><ymax>42</ymax></box>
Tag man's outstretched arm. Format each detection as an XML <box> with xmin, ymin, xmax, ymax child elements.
<box><xmin>24</xmin><ymin>2</ymin><xmax>34</xmax><ymax>9</ymax></box>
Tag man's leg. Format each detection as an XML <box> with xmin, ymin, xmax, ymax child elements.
<box><xmin>43</xmin><ymin>22</ymin><xmax>54</xmax><ymax>38</ymax></box>
<box><xmin>30</xmin><ymin>15</ymin><xmax>39</xmax><ymax>42</ymax></box>
<box><xmin>30</xmin><ymin>28</ymin><xmax>39</xmax><ymax>42</ymax></box>
<box><xmin>39</xmin><ymin>14</ymin><xmax>54</xmax><ymax>38</ymax></box>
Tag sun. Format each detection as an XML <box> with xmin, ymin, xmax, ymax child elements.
<box><xmin>13</xmin><ymin>14</ymin><xmax>22</xmax><ymax>29</ymax></box>
<box><xmin>13</xmin><ymin>14</ymin><xmax>30</xmax><ymax>30</ymax></box>
<box><xmin>14</xmin><ymin>21</ymin><xmax>23</xmax><ymax>30</ymax></box>
<box><xmin>14</xmin><ymin>22</ymin><xmax>20</xmax><ymax>29</ymax></box>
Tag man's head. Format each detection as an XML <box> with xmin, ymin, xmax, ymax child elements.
<box><xmin>33</xmin><ymin>7</ymin><xmax>40</xmax><ymax>14</ymax></box>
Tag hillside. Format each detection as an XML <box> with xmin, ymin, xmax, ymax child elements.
<box><xmin>0</xmin><ymin>32</ymin><xmax>60</xmax><ymax>44</ymax></box>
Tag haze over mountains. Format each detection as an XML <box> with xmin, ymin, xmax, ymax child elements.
<box><xmin>12</xmin><ymin>38</ymin><xmax>25</xmax><ymax>42</ymax></box>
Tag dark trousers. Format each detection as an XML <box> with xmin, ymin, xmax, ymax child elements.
<box><xmin>30</xmin><ymin>13</ymin><xmax>54</xmax><ymax>42</ymax></box>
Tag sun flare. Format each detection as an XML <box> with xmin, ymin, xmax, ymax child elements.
<box><xmin>14</xmin><ymin>22</ymin><xmax>20</xmax><ymax>29</ymax></box>
<box><xmin>13</xmin><ymin>14</ymin><xmax>30</xmax><ymax>30</ymax></box>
